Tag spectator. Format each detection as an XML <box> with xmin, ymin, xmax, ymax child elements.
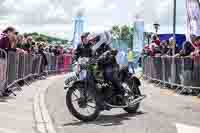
<box><xmin>60</xmin><ymin>46</ymin><xmax>64</xmax><ymax>54</ymax></box>
<box><xmin>16</xmin><ymin>35</ymin><xmax>24</xmax><ymax>49</ymax></box>
<box><xmin>54</xmin><ymin>46</ymin><xmax>60</xmax><ymax>56</ymax></box>
<box><xmin>160</xmin><ymin>40</ymin><xmax>169</xmax><ymax>55</ymax></box>
<box><xmin>191</xmin><ymin>36</ymin><xmax>200</xmax><ymax>57</ymax></box>
<box><xmin>38</xmin><ymin>45</ymin><xmax>48</xmax><ymax>76</ymax></box>
<box><xmin>0</xmin><ymin>26</ymin><xmax>17</xmax><ymax>50</ymax></box>
<box><xmin>49</xmin><ymin>45</ymin><xmax>53</xmax><ymax>53</ymax></box>
<box><xmin>150</xmin><ymin>43</ymin><xmax>162</xmax><ymax>56</ymax></box>
<box><xmin>166</xmin><ymin>37</ymin><xmax>179</xmax><ymax>56</ymax></box>
<box><xmin>177</xmin><ymin>41</ymin><xmax>195</xmax><ymax>57</ymax></box>
<box><xmin>190</xmin><ymin>34</ymin><xmax>197</xmax><ymax>48</ymax></box>
<box><xmin>23</xmin><ymin>36</ymin><xmax>33</xmax><ymax>53</ymax></box>
<box><xmin>144</xmin><ymin>35</ymin><xmax>162</xmax><ymax>56</ymax></box>
<box><xmin>142</xmin><ymin>44</ymin><xmax>152</xmax><ymax>56</ymax></box>
<box><xmin>151</xmin><ymin>34</ymin><xmax>160</xmax><ymax>46</ymax></box>
<box><xmin>10</xmin><ymin>32</ymin><xmax>18</xmax><ymax>49</ymax></box>
<box><xmin>127</xmin><ymin>48</ymin><xmax>135</xmax><ymax>74</ymax></box>
<box><xmin>31</xmin><ymin>41</ymin><xmax>37</xmax><ymax>54</ymax></box>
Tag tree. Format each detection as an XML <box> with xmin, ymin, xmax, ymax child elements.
<box><xmin>120</xmin><ymin>25</ymin><xmax>131</xmax><ymax>40</ymax></box>
<box><xmin>111</xmin><ymin>25</ymin><xmax>133</xmax><ymax>40</ymax></box>
<box><xmin>35</xmin><ymin>36</ymin><xmax>47</xmax><ymax>42</ymax></box>
<box><xmin>22</xmin><ymin>32</ymin><xmax>68</xmax><ymax>44</ymax></box>
<box><xmin>31</xmin><ymin>32</ymin><xmax>39</xmax><ymax>36</ymax></box>
<box><xmin>111</xmin><ymin>25</ymin><xmax>120</xmax><ymax>39</ymax></box>
<box><xmin>110</xmin><ymin>25</ymin><xmax>134</xmax><ymax>48</ymax></box>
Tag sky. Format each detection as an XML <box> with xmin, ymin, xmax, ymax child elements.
<box><xmin>0</xmin><ymin>0</ymin><xmax>186</xmax><ymax>40</ymax></box>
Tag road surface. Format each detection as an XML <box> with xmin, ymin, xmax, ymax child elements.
<box><xmin>45</xmin><ymin>76</ymin><xmax>200</xmax><ymax>133</ymax></box>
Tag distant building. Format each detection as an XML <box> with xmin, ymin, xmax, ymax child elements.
<box><xmin>72</xmin><ymin>11</ymin><xmax>85</xmax><ymax>49</ymax></box>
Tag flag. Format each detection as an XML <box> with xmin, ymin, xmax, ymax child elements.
<box><xmin>133</xmin><ymin>17</ymin><xmax>144</xmax><ymax>53</ymax></box>
<box><xmin>186</xmin><ymin>0</ymin><xmax>200</xmax><ymax>40</ymax></box>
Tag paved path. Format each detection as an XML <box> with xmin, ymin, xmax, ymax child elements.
<box><xmin>0</xmin><ymin>75</ymin><xmax>61</xmax><ymax>133</ymax></box>
<box><xmin>45</xmin><ymin>75</ymin><xmax>200</xmax><ymax>133</ymax></box>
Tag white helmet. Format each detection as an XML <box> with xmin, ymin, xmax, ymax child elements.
<box><xmin>91</xmin><ymin>31</ymin><xmax>112</xmax><ymax>52</ymax></box>
<box><xmin>104</xmin><ymin>31</ymin><xmax>112</xmax><ymax>45</ymax></box>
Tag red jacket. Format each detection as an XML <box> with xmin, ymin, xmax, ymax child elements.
<box><xmin>152</xmin><ymin>40</ymin><xmax>160</xmax><ymax>46</ymax></box>
<box><xmin>0</xmin><ymin>33</ymin><xmax>11</xmax><ymax>49</ymax></box>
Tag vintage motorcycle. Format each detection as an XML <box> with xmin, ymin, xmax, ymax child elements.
<box><xmin>64</xmin><ymin>57</ymin><xmax>145</xmax><ymax>121</ymax></box>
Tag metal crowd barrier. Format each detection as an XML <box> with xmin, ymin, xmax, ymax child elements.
<box><xmin>0</xmin><ymin>49</ymin><xmax>72</xmax><ymax>95</ymax></box>
<box><xmin>142</xmin><ymin>56</ymin><xmax>200</xmax><ymax>95</ymax></box>
<box><xmin>45</xmin><ymin>53</ymin><xmax>72</xmax><ymax>74</ymax></box>
<box><xmin>0</xmin><ymin>49</ymin><xmax>7</xmax><ymax>93</ymax></box>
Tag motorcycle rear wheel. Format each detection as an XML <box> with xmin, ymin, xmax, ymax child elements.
<box><xmin>66</xmin><ymin>84</ymin><xmax>100</xmax><ymax>122</ymax></box>
<box><xmin>123</xmin><ymin>80</ymin><xmax>141</xmax><ymax>113</ymax></box>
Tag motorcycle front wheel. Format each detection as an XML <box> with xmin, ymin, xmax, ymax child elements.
<box><xmin>66</xmin><ymin>83</ymin><xmax>100</xmax><ymax>122</ymax></box>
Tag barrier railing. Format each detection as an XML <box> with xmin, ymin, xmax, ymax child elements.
<box><xmin>0</xmin><ymin>49</ymin><xmax>72</xmax><ymax>95</ymax></box>
<box><xmin>142</xmin><ymin>56</ymin><xmax>200</xmax><ymax>95</ymax></box>
<box><xmin>0</xmin><ymin>49</ymin><xmax>7</xmax><ymax>93</ymax></box>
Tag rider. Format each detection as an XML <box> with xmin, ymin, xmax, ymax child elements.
<box><xmin>73</xmin><ymin>32</ymin><xmax>92</xmax><ymax>61</ymax></box>
<box><xmin>88</xmin><ymin>31</ymin><xmax>126</xmax><ymax>105</ymax></box>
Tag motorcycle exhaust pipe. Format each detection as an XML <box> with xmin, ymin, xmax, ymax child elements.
<box><xmin>129</xmin><ymin>95</ymin><xmax>146</xmax><ymax>107</ymax></box>
<box><xmin>104</xmin><ymin>95</ymin><xmax>146</xmax><ymax>108</ymax></box>
<box><xmin>104</xmin><ymin>102</ymin><xmax>128</xmax><ymax>108</ymax></box>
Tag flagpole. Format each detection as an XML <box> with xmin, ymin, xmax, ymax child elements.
<box><xmin>172</xmin><ymin>0</ymin><xmax>176</xmax><ymax>84</ymax></box>
<box><xmin>173</xmin><ymin>0</ymin><xmax>176</xmax><ymax>55</ymax></box>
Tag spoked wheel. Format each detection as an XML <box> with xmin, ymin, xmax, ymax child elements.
<box><xmin>124</xmin><ymin>103</ymin><xmax>140</xmax><ymax>113</ymax></box>
<box><xmin>66</xmin><ymin>84</ymin><xmax>100</xmax><ymax>122</ymax></box>
<box><xmin>122</xmin><ymin>81</ymin><xmax>141</xmax><ymax>113</ymax></box>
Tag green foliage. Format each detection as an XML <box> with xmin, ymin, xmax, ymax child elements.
<box><xmin>111</xmin><ymin>25</ymin><xmax>133</xmax><ymax>48</ymax></box>
<box><xmin>111</xmin><ymin>25</ymin><xmax>133</xmax><ymax>40</ymax></box>
<box><xmin>111</xmin><ymin>25</ymin><xmax>120</xmax><ymax>39</ymax></box>
<box><xmin>23</xmin><ymin>32</ymin><xmax>68</xmax><ymax>44</ymax></box>
<box><xmin>120</xmin><ymin>25</ymin><xmax>131</xmax><ymax>40</ymax></box>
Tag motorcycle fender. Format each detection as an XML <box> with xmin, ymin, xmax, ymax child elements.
<box><xmin>64</xmin><ymin>80</ymin><xmax>82</xmax><ymax>90</ymax></box>
<box><xmin>67</xmin><ymin>80</ymin><xmax>86</xmax><ymax>89</ymax></box>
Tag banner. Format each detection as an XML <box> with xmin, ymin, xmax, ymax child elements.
<box><xmin>133</xmin><ymin>17</ymin><xmax>144</xmax><ymax>53</ymax></box>
<box><xmin>186</xmin><ymin>0</ymin><xmax>200</xmax><ymax>40</ymax></box>
<box><xmin>72</xmin><ymin>16</ymin><xmax>85</xmax><ymax>49</ymax></box>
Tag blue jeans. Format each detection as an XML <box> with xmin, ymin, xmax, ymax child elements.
<box><xmin>128</xmin><ymin>62</ymin><xmax>135</xmax><ymax>74</ymax></box>
<box><xmin>104</xmin><ymin>66</ymin><xmax>122</xmax><ymax>93</ymax></box>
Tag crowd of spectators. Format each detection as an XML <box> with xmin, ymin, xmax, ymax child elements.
<box><xmin>0</xmin><ymin>26</ymin><xmax>72</xmax><ymax>75</ymax></box>
<box><xmin>0</xmin><ymin>26</ymin><xmax>72</xmax><ymax>55</ymax></box>
<box><xmin>142</xmin><ymin>34</ymin><xmax>200</xmax><ymax>58</ymax></box>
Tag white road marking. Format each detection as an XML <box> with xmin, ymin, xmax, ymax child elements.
<box><xmin>0</xmin><ymin>128</ymin><xmax>19</xmax><ymax>133</ymax></box>
<box><xmin>33</xmin><ymin>78</ymin><xmax>57</xmax><ymax>133</ymax></box>
<box><xmin>40</xmin><ymin>87</ymin><xmax>56</xmax><ymax>133</ymax></box>
<box><xmin>176</xmin><ymin>123</ymin><xmax>200</xmax><ymax>133</ymax></box>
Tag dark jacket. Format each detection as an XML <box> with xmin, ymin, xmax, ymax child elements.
<box><xmin>38</xmin><ymin>49</ymin><xmax>48</xmax><ymax>66</ymax></box>
<box><xmin>23</xmin><ymin>43</ymin><xmax>32</xmax><ymax>53</ymax></box>
<box><xmin>179</xmin><ymin>41</ymin><xmax>195</xmax><ymax>56</ymax></box>
<box><xmin>97</xmin><ymin>50</ymin><xmax>118</xmax><ymax>71</ymax></box>
<box><xmin>160</xmin><ymin>45</ymin><xmax>169</xmax><ymax>55</ymax></box>
<box><xmin>74</xmin><ymin>43</ymin><xmax>92</xmax><ymax>61</ymax></box>
<box><xmin>95</xmin><ymin>43</ymin><xmax>111</xmax><ymax>57</ymax></box>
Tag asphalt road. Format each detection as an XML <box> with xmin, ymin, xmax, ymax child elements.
<box><xmin>45</xmin><ymin>76</ymin><xmax>200</xmax><ymax>133</ymax></box>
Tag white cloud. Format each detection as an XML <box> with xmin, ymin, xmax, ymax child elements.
<box><xmin>83</xmin><ymin>0</ymin><xmax>103</xmax><ymax>9</ymax></box>
<box><xmin>0</xmin><ymin>0</ymin><xmax>187</xmax><ymax>39</ymax></box>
